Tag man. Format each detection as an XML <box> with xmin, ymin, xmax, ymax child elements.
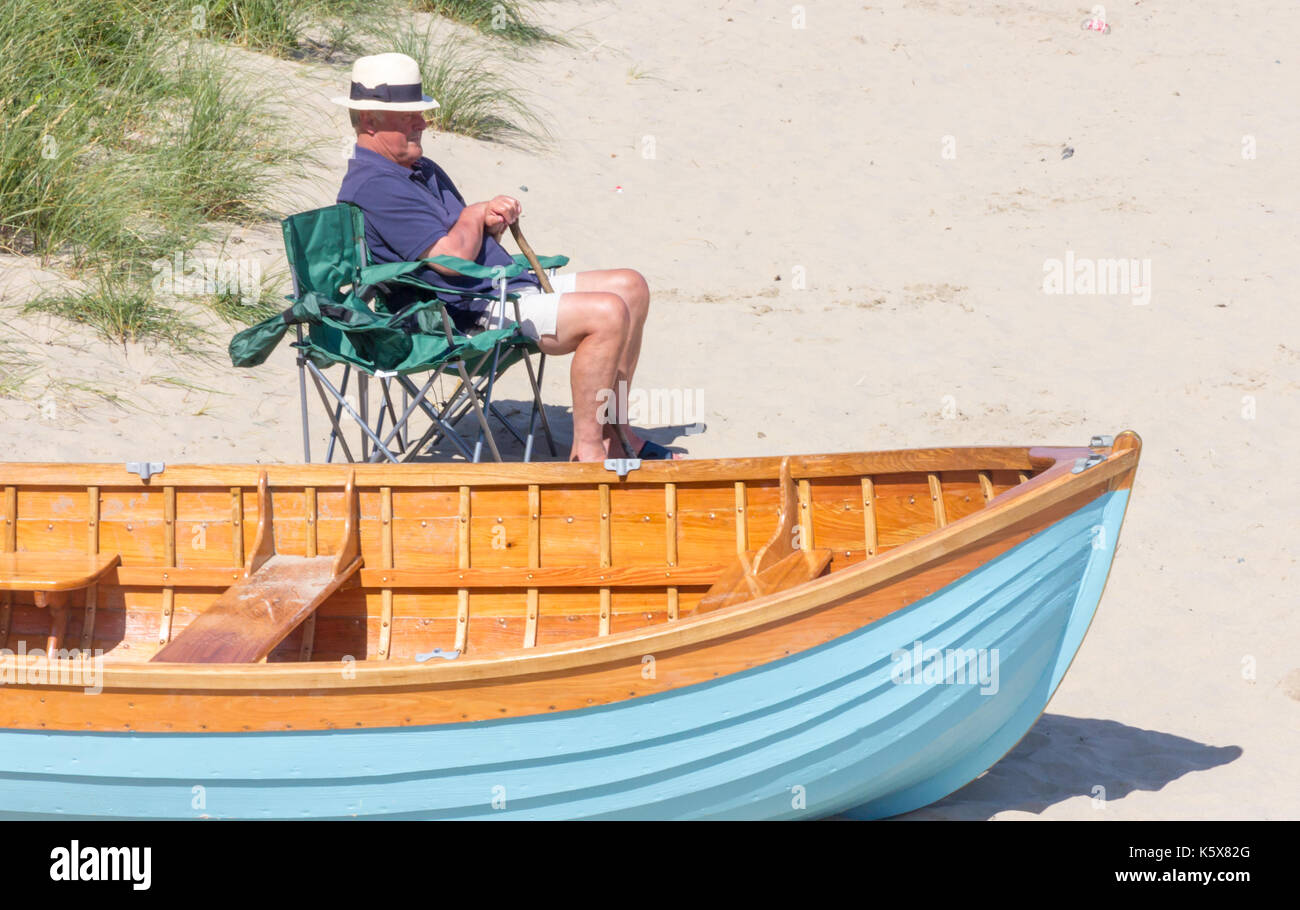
<box><xmin>333</xmin><ymin>53</ymin><xmax>674</xmax><ymax>463</ymax></box>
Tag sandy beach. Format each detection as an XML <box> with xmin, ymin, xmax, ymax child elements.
<box><xmin>1</xmin><ymin>0</ymin><xmax>1296</xmax><ymax>818</ymax></box>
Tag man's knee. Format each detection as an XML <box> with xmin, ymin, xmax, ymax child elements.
<box><xmin>586</xmin><ymin>292</ymin><xmax>631</xmax><ymax>338</ymax></box>
<box><xmin>616</xmin><ymin>269</ymin><xmax>650</xmax><ymax>318</ymax></box>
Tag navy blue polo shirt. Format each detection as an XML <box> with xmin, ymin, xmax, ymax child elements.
<box><xmin>337</xmin><ymin>146</ymin><xmax>539</xmax><ymax>307</ymax></box>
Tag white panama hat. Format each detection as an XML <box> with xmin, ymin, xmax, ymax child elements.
<box><xmin>331</xmin><ymin>53</ymin><xmax>440</xmax><ymax>112</ymax></box>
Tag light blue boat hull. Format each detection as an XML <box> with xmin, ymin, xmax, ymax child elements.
<box><xmin>0</xmin><ymin>489</ymin><xmax>1129</xmax><ymax>819</ymax></box>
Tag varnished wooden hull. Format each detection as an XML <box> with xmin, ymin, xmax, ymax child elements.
<box><xmin>0</xmin><ymin>434</ymin><xmax>1140</xmax><ymax>818</ymax></box>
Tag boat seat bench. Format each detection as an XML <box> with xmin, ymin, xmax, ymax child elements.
<box><xmin>152</xmin><ymin>554</ymin><xmax>361</xmax><ymax>664</ymax></box>
<box><xmin>0</xmin><ymin>552</ymin><xmax>121</xmax><ymax>594</ymax></box>
<box><xmin>151</xmin><ymin>469</ymin><xmax>362</xmax><ymax>664</ymax></box>
<box><xmin>0</xmin><ymin>551</ymin><xmax>121</xmax><ymax>652</ymax></box>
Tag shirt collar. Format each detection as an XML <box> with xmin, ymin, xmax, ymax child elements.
<box><xmin>350</xmin><ymin>145</ymin><xmax>433</xmax><ymax>181</ymax></box>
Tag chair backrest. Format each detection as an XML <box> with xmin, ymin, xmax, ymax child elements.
<box><xmin>281</xmin><ymin>204</ymin><xmax>367</xmax><ymax>303</ymax></box>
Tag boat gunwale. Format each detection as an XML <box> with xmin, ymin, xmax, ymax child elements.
<box><xmin>0</xmin><ymin>447</ymin><xmax>1038</xmax><ymax>488</ymax></box>
<box><xmin>0</xmin><ymin>440</ymin><xmax>1139</xmax><ymax>692</ymax></box>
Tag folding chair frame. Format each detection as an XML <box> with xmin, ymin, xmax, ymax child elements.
<box><xmin>290</xmin><ymin>277</ymin><xmax>558</xmax><ymax>465</ymax></box>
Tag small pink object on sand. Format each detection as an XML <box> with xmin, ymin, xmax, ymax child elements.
<box><xmin>1081</xmin><ymin>17</ymin><xmax>1111</xmax><ymax>34</ymax></box>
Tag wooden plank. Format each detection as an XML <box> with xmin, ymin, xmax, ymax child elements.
<box><xmin>3</xmin><ymin>485</ymin><xmax>14</xmax><ymax>550</ymax></box>
<box><xmin>798</xmin><ymin>478</ymin><xmax>814</xmax><ymax>550</ymax></box>
<box><xmin>230</xmin><ymin>486</ymin><xmax>244</xmax><ymax>568</ymax></box>
<box><xmin>861</xmin><ymin>477</ymin><xmax>877</xmax><ymax>557</ymax></box>
<box><xmin>79</xmin><ymin>583</ymin><xmax>97</xmax><ymax>652</ymax></box>
<box><xmin>299</xmin><ymin>487</ymin><xmax>318</xmax><ymax>661</ymax></box>
<box><xmin>928</xmin><ymin>473</ymin><xmax>948</xmax><ymax>528</ymax></box>
<box><xmin>734</xmin><ymin>481</ymin><xmax>748</xmax><ymax>554</ymax></box>
<box><xmin>378</xmin><ymin>486</ymin><xmax>393</xmax><ymax>660</ymax></box>
<box><xmin>84</xmin><ymin>486</ymin><xmax>99</xmax><ymax>648</ymax></box>
<box><xmin>151</xmin><ymin>555</ymin><xmax>361</xmax><ymax>663</ymax></box>
<box><xmin>691</xmin><ymin>552</ymin><xmax>759</xmax><ymax>614</ymax></box>
<box><xmin>455</xmin><ymin>485</ymin><xmax>470</xmax><ymax>653</ymax></box>
<box><xmin>164</xmin><ymin>486</ymin><xmax>176</xmax><ymax>566</ymax></box>
<box><xmin>524</xmin><ymin>485</ymin><xmax>540</xmax><ymax>648</ymax></box>
<box><xmin>697</xmin><ymin>548</ymin><xmax>834</xmax><ymax>614</ymax></box>
<box><xmin>160</xmin><ymin>485</ymin><xmax>177</xmax><ymax>647</ymax></box>
<box><xmin>978</xmin><ymin>471</ymin><xmax>995</xmax><ymax>503</ymax></box>
<box><xmin>666</xmin><ymin>482</ymin><xmax>678</xmax><ymax>620</ymax></box>
<box><xmin>359</xmin><ymin>565</ymin><xmax>725</xmax><ymax>588</ymax></box>
<box><xmin>158</xmin><ymin>588</ymin><xmax>175</xmax><ymax>648</ymax></box>
<box><xmin>599</xmin><ymin>483</ymin><xmax>611</xmax><ymax>636</ymax></box>
<box><xmin>87</xmin><ymin>486</ymin><xmax>99</xmax><ymax>554</ymax></box>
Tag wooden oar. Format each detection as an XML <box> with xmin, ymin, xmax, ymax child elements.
<box><xmin>509</xmin><ymin>221</ymin><xmax>638</xmax><ymax>461</ymax></box>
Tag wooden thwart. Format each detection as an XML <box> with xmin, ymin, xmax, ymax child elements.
<box><xmin>0</xmin><ymin>552</ymin><xmax>120</xmax><ymax>592</ymax></box>
<box><xmin>152</xmin><ymin>471</ymin><xmax>361</xmax><ymax>664</ymax></box>
<box><xmin>696</xmin><ymin>459</ymin><xmax>832</xmax><ymax>614</ymax></box>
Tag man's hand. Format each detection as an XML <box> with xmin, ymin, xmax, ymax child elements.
<box><xmin>483</xmin><ymin>195</ymin><xmax>522</xmax><ymax>234</ymax></box>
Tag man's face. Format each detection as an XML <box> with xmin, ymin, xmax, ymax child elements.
<box><xmin>362</xmin><ymin>109</ymin><xmax>428</xmax><ymax>168</ymax></box>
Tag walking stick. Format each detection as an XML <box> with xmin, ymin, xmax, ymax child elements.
<box><xmin>509</xmin><ymin>221</ymin><xmax>638</xmax><ymax>460</ymax></box>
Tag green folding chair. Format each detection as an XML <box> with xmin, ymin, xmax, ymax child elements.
<box><xmin>229</xmin><ymin>203</ymin><xmax>565</xmax><ymax>463</ymax></box>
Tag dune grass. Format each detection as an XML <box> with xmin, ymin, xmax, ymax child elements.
<box><xmin>412</xmin><ymin>0</ymin><xmax>562</xmax><ymax>46</ymax></box>
<box><xmin>389</xmin><ymin>22</ymin><xmax>549</xmax><ymax>145</ymax></box>
<box><xmin>2</xmin><ymin>0</ymin><xmax>555</xmax><ymax>350</ymax></box>
<box><xmin>186</xmin><ymin>0</ymin><xmax>394</xmax><ymax>57</ymax></box>
<box><xmin>0</xmin><ymin>339</ymin><xmax>34</xmax><ymax>397</ymax></box>
<box><xmin>24</xmin><ymin>266</ymin><xmax>206</xmax><ymax>349</ymax></box>
<box><xmin>0</xmin><ymin>0</ymin><xmax>300</xmax><ymax>343</ymax></box>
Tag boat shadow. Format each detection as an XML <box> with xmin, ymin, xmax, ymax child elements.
<box><xmin>875</xmin><ymin>714</ymin><xmax>1242</xmax><ymax>820</ymax></box>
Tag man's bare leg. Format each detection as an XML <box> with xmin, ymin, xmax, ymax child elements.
<box><xmin>572</xmin><ymin>269</ymin><xmax>662</xmax><ymax>456</ymax></box>
<box><xmin>537</xmin><ymin>291</ymin><xmax>630</xmax><ymax>462</ymax></box>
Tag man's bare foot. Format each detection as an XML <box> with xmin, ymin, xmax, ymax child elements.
<box><xmin>602</xmin><ymin>425</ymin><xmax>685</xmax><ymax>460</ymax></box>
<box><xmin>569</xmin><ymin>439</ymin><xmax>610</xmax><ymax>462</ymax></box>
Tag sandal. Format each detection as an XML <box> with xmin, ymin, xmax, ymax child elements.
<box><xmin>637</xmin><ymin>440</ymin><xmax>678</xmax><ymax>460</ymax></box>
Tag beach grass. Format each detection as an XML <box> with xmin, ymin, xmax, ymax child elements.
<box><xmin>203</xmin><ymin>272</ymin><xmax>289</xmax><ymax>326</ymax></box>
<box><xmin>390</xmin><ymin>23</ymin><xmax>549</xmax><ymax>145</ymax></box>
<box><xmin>0</xmin><ymin>340</ymin><xmax>34</xmax><ymax>398</ymax></box>
<box><xmin>24</xmin><ymin>266</ymin><xmax>206</xmax><ymax>349</ymax></box>
<box><xmin>411</xmin><ymin>0</ymin><xmax>562</xmax><ymax>46</ymax></box>
<box><xmin>1</xmin><ymin>0</ymin><xmax>553</xmax><ymax>351</ymax></box>
<box><xmin>189</xmin><ymin>0</ymin><xmax>395</xmax><ymax>57</ymax></box>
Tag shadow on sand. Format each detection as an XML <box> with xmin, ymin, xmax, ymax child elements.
<box><xmin>883</xmin><ymin>714</ymin><xmax>1243</xmax><ymax>820</ymax></box>
<box><xmin>416</xmin><ymin>397</ymin><xmax>700</xmax><ymax>462</ymax></box>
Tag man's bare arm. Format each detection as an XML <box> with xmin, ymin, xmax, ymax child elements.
<box><xmin>420</xmin><ymin>202</ymin><xmax>488</xmax><ymax>276</ymax></box>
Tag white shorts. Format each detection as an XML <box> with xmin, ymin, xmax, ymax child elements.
<box><xmin>467</xmin><ymin>271</ymin><xmax>578</xmax><ymax>341</ymax></box>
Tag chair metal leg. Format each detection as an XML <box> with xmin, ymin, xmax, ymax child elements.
<box><xmin>394</xmin><ymin>372</ymin><xmax>477</xmax><ymax>461</ymax></box>
<box><xmin>307</xmin><ymin>364</ymin><xmax>399</xmax><ymax>464</ymax></box>
<box><xmin>325</xmin><ymin>365</ymin><xmax>352</xmax><ymax>464</ymax></box>
<box><xmin>359</xmin><ymin>373</ymin><xmax>369</xmax><ymax>463</ymax></box>
<box><xmin>523</xmin><ymin>350</ymin><xmax>557</xmax><ymax>457</ymax></box>
<box><xmin>294</xmin><ymin>331</ymin><xmax>311</xmax><ymax>462</ymax></box>
<box><xmin>307</xmin><ymin>366</ymin><xmax>355</xmax><ymax>464</ymax></box>
<box><xmin>455</xmin><ymin>358</ymin><xmax>501</xmax><ymax>462</ymax></box>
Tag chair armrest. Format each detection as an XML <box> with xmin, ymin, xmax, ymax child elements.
<box><xmin>359</xmin><ymin>257</ymin><xmax>524</xmax><ymax>285</ymax></box>
<box><xmin>511</xmin><ymin>253</ymin><xmax>570</xmax><ymax>271</ymax></box>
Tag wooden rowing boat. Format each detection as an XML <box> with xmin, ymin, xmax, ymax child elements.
<box><xmin>0</xmin><ymin>432</ymin><xmax>1140</xmax><ymax>819</ymax></box>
